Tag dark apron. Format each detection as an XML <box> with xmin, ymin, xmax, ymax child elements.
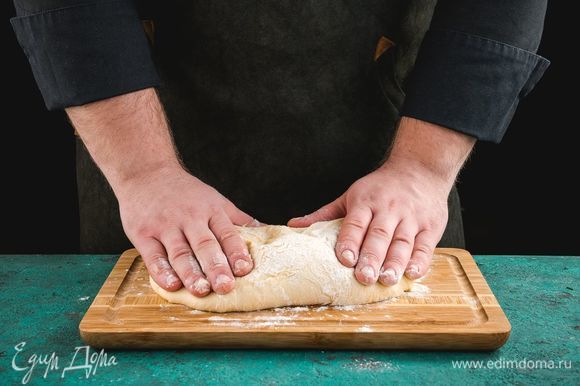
<box><xmin>76</xmin><ymin>0</ymin><xmax>464</xmax><ymax>253</ymax></box>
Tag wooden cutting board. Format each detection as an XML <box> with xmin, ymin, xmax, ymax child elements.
<box><xmin>79</xmin><ymin>248</ymin><xmax>510</xmax><ymax>350</ymax></box>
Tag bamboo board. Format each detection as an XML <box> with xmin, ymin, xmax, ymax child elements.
<box><xmin>79</xmin><ymin>248</ymin><xmax>510</xmax><ymax>350</ymax></box>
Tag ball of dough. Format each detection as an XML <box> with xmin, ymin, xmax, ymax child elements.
<box><xmin>150</xmin><ymin>219</ymin><xmax>412</xmax><ymax>312</ymax></box>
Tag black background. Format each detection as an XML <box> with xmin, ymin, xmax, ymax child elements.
<box><xmin>1</xmin><ymin>3</ymin><xmax>577</xmax><ymax>255</ymax></box>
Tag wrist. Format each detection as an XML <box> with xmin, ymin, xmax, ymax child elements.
<box><xmin>382</xmin><ymin>117</ymin><xmax>475</xmax><ymax>186</ymax></box>
<box><xmin>381</xmin><ymin>153</ymin><xmax>455</xmax><ymax>190</ymax></box>
<box><xmin>111</xmin><ymin>159</ymin><xmax>184</xmax><ymax>198</ymax></box>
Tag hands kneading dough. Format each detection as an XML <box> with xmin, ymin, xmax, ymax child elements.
<box><xmin>150</xmin><ymin>219</ymin><xmax>412</xmax><ymax>312</ymax></box>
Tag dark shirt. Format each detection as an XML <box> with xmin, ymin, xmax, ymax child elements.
<box><xmin>11</xmin><ymin>0</ymin><xmax>549</xmax><ymax>143</ymax></box>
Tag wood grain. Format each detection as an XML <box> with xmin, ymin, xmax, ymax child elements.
<box><xmin>79</xmin><ymin>248</ymin><xmax>511</xmax><ymax>350</ymax></box>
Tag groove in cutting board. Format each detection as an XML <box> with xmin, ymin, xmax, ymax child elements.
<box><xmin>80</xmin><ymin>248</ymin><xmax>510</xmax><ymax>350</ymax></box>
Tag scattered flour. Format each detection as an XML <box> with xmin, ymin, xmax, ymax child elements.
<box><xmin>208</xmin><ymin>316</ymin><xmax>233</xmax><ymax>321</ymax></box>
<box><xmin>254</xmin><ymin>315</ymin><xmax>298</xmax><ymax>321</ymax></box>
<box><xmin>406</xmin><ymin>283</ymin><xmax>431</xmax><ymax>297</ymax></box>
<box><xmin>273</xmin><ymin>306</ymin><xmax>309</xmax><ymax>313</ymax></box>
<box><xmin>207</xmin><ymin>315</ymin><xmax>297</xmax><ymax>328</ymax></box>
<box><xmin>462</xmin><ymin>295</ymin><xmax>479</xmax><ymax>307</ymax></box>
<box><xmin>344</xmin><ymin>358</ymin><xmax>399</xmax><ymax>372</ymax></box>
<box><xmin>333</xmin><ymin>305</ymin><xmax>357</xmax><ymax>311</ymax></box>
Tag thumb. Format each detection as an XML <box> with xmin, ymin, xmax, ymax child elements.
<box><xmin>287</xmin><ymin>197</ymin><xmax>345</xmax><ymax>227</ymax></box>
<box><xmin>226</xmin><ymin>205</ymin><xmax>263</xmax><ymax>227</ymax></box>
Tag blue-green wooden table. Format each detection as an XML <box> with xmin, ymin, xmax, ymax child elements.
<box><xmin>0</xmin><ymin>255</ymin><xmax>578</xmax><ymax>385</ymax></box>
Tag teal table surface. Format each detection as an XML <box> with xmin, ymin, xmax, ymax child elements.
<box><xmin>0</xmin><ymin>254</ymin><xmax>578</xmax><ymax>385</ymax></box>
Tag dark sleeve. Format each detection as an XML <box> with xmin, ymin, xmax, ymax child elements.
<box><xmin>400</xmin><ymin>0</ymin><xmax>550</xmax><ymax>143</ymax></box>
<box><xmin>10</xmin><ymin>0</ymin><xmax>160</xmax><ymax>110</ymax></box>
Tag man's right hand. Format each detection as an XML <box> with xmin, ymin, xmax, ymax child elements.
<box><xmin>117</xmin><ymin>166</ymin><xmax>256</xmax><ymax>297</ymax></box>
<box><xmin>66</xmin><ymin>88</ymin><xmax>255</xmax><ymax>297</ymax></box>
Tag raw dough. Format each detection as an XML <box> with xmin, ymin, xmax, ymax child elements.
<box><xmin>150</xmin><ymin>219</ymin><xmax>412</xmax><ymax>312</ymax></box>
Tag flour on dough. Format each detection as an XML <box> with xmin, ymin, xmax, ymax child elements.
<box><xmin>150</xmin><ymin>219</ymin><xmax>412</xmax><ymax>312</ymax></box>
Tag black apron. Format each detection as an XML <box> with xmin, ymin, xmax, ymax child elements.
<box><xmin>76</xmin><ymin>0</ymin><xmax>464</xmax><ymax>253</ymax></box>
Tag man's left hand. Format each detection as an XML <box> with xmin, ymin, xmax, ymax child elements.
<box><xmin>288</xmin><ymin>117</ymin><xmax>475</xmax><ymax>286</ymax></box>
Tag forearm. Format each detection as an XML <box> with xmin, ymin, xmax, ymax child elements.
<box><xmin>66</xmin><ymin>88</ymin><xmax>181</xmax><ymax>194</ymax></box>
<box><xmin>384</xmin><ymin>117</ymin><xmax>475</xmax><ymax>189</ymax></box>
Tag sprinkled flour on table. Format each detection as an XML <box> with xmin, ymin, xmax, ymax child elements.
<box><xmin>405</xmin><ymin>283</ymin><xmax>431</xmax><ymax>297</ymax></box>
<box><xmin>344</xmin><ymin>358</ymin><xmax>399</xmax><ymax>372</ymax></box>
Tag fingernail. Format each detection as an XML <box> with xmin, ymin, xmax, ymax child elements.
<box><xmin>341</xmin><ymin>250</ymin><xmax>356</xmax><ymax>266</ymax></box>
<box><xmin>192</xmin><ymin>278</ymin><xmax>210</xmax><ymax>295</ymax></box>
<box><xmin>360</xmin><ymin>266</ymin><xmax>376</xmax><ymax>283</ymax></box>
<box><xmin>214</xmin><ymin>274</ymin><xmax>234</xmax><ymax>291</ymax></box>
<box><xmin>379</xmin><ymin>268</ymin><xmax>398</xmax><ymax>285</ymax></box>
<box><xmin>248</xmin><ymin>219</ymin><xmax>262</xmax><ymax>227</ymax></box>
<box><xmin>234</xmin><ymin>259</ymin><xmax>251</xmax><ymax>275</ymax></box>
<box><xmin>405</xmin><ymin>264</ymin><xmax>420</xmax><ymax>279</ymax></box>
<box><xmin>166</xmin><ymin>274</ymin><xmax>180</xmax><ymax>288</ymax></box>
